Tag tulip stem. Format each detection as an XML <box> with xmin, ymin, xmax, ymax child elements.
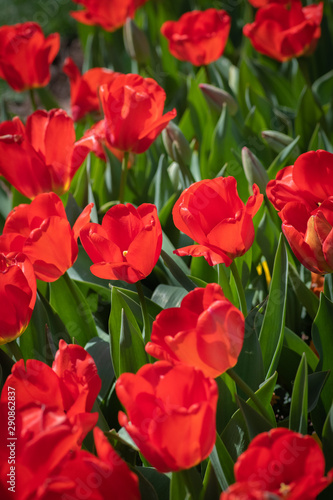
<box><xmin>29</xmin><ymin>89</ymin><xmax>37</xmax><ymax>111</ymax></box>
<box><xmin>135</xmin><ymin>280</ymin><xmax>150</xmax><ymax>343</ymax></box>
<box><xmin>6</xmin><ymin>340</ymin><xmax>23</xmax><ymax>361</ymax></box>
<box><xmin>226</xmin><ymin>368</ymin><xmax>271</xmax><ymax>422</ymax></box>
<box><xmin>177</xmin><ymin>467</ymin><xmax>202</xmax><ymax>500</ymax></box>
<box><xmin>217</xmin><ymin>263</ymin><xmax>236</xmax><ymax>306</ymax></box>
<box><xmin>230</xmin><ymin>260</ymin><xmax>247</xmax><ymax>316</ymax></box>
<box><xmin>119</xmin><ymin>151</ymin><xmax>129</xmax><ymax>204</ymax></box>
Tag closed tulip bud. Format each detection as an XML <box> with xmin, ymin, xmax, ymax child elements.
<box><xmin>162</xmin><ymin>121</ymin><xmax>192</xmax><ymax>165</ymax></box>
<box><xmin>123</xmin><ymin>18</ymin><xmax>151</xmax><ymax>65</ymax></box>
<box><xmin>199</xmin><ymin>83</ymin><xmax>238</xmax><ymax>116</ymax></box>
<box><xmin>242</xmin><ymin>147</ymin><xmax>269</xmax><ymax>194</ymax></box>
<box><xmin>262</xmin><ymin>130</ymin><xmax>301</xmax><ymax>157</ymax></box>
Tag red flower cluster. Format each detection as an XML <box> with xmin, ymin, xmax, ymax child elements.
<box><xmin>243</xmin><ymin>1</ymin><xmax>323</xmax><ymax>62</ymax></box>
<box><xmin>70</xmin><ymin>0</ymin><xmax>149</xmax><ymax>32</ymax></box>
<box><xmin>80</xmin><ymin>202</ymin><xmax>162</xmax><ymax>283</ymax></box>
<box><xmin>0</xmin><ymin>22</ymin><xmax>60</xmax><ymax>91</ymax></box>
<box><xmin>267</xmin><ymin>150</ymin><xmax>333</xmax><ymax>274</ymax></box>
<box><xmin>173</xmin><ymin>177</ymin><xmax>263</xmax><ymax>266</ymax></box>
<box><xmin>221</xmin><ymin>428</ymin><xmax>333</xmax><ymax>500</ymax></box>
<box><xmin>161</xmin><ymin>9</ymin><xmax>231</xmax><ymax>66</ymax></box>
<box><xmin>146</xmin><ymin>283</ymin><xmax>244</xmax><ymax>378</ymax></box>
<box><xmin>0</xmin><ymin>342</ymin><xmax>141</xmax><ymax>500</ymax></box>
<box><xmin>0</xmin><ymin>109</ymin><xmax>90</xmax><ymax>198</ymax></box>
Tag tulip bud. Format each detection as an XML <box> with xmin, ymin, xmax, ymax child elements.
<box><xmin>262</xmin><ymin>130</ymin><xmax>301</xmax><ymax>156</ymax></box>
<box><xmin>123</xmin><ymin>18</ymin><xmax>151</xmax><ymax>65</ymax></box>
<box><xmin>162</xmin><ymin>121</ymin><xmax>192</xmax><ymax>165</ymax></box>
<box><xmin>242</xmin><ymin>147</ymin><xmax>269</xmax><ymax>193</ymax></box>
<box><xmin>199</xmin><ymin>83</ymin><xmax>238</xmax><ymax>116</ymax></box>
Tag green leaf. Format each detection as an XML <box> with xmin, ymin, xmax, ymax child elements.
<box><xmin>49</xmin><ymin>272</ymin><xmax>98</xmax><ymax>346</ymax></box>
<box><xmin>136</xmin><ymin>467</ymin><xmax>169</xmax><ymax>500</ymax></box>
<box><xmin>85</xmin><ymin>337</ymin><xmax>114</xmax><ymax>401</ymax></box>
<box><xmin>259</xmin><ymin>234</ymin><xmax>288</xmax><ymax>378</ymax></box>
<box><xmin>289</xmin><ymin>353</ymin><xmax>308</xmax><ymax>434</ymax></box>
<box><xmin>112</xmin><ymin>286</ymin><xmax>162</xmax><ymax>321</ymax></box>
<box><xmin>160</xmin><ymin>249</ymin><xmax>196</xmax><ymax>292</ymax></box>
<box><xmin>322</xmin><ymin>403</ymin><xmax>333</xmax><ymax>471</ymax></box>
<box><xmin>169</xmin><ymin>472</ymin><xmax>187</xmax><ymax>500</ymax></box>
<box><xmin>209</xmin><ymin>432</ymin><xmax>235</xmax><ymax>491</ymax></box>
<box><xmin>109</xmin><ymin>287</ymin><xmax>144</xmax><ymax>378</ymax></box>
<box><xmin>151</xmin><ymin>285</ymin><xmax>187</xmax><ymax>309</ymax></box>
<box><xmin>308</xmin><ymin>371</ymin><xmax>330</xmax><ymax>413</ymax></box>
<box><xmin>221</xmin><ymin>372</ymin><xmax>277</xmax><ymax>461</ymax></box>
<box><xmin>19</xmin><ymin>292</ymin><xmax>63</xmax><ymax>364</ymax></box>
<box><xmin>288</xmin><ymin>264</ymin><xmax>319</xmax><ymax>320</ymax></box>
<box><xmin>216</xmin><ymin>373</ymin><xmax>238</xmax><ymax>434</ymax></box>
<box><xmin>234</xmin><ymin>306</ymin><xmax>265</xmax><ymax>392</ymax></box>
<box><xmin>206</xmin><ymin>104</ymin><xmax>241</xmax><ymax>179</ymax></box>
<box><xmin>313</xmin><ymin>70</ymin><xmax>333</xmax><ymax>106</ymax></box>
<box><xmin>119</xmin><ymin>309</ymin><xmax>148</xmax><ymax>375</ymax></box>
<box><xmin>267</xmin><ymin>136</ymin><xmax>301</xmax><ymax>180</ymax></box>
<box><xmin>152</xmin><ymin>154</ymin><xmax>174</xmax><ymax>213</ymax></box>
<box><xmin>136</xmin><ymin>468</ymin><xmax>169</xmax><ymax>500</ymax></box>
<box><xmin>311</xmin><ymin>293</ymin><xmax>333</xmax><ymax>432</ymax></box>
<box><xmin>283</xmin><ymin>327</ymin><xmax>318</xmax><ymax>373</ymax></box>
<box><xmin>295</xmin><ymin>87</ymin><xmax>323</xmax><ymax>151</ymax></box>
<box><xmin>236</xmin><ymin>395</ymin><xmax>273</xmax><ymax>440</ymax></box>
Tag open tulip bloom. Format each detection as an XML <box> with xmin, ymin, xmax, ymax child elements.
<box><xmin>173</xmin><ymin>176</ymin><xmax>263</xmax><ymax>267</ymax></box>
<box><xmin>0</xmin><ymin>22</ymin><xmax>60</xmax><ymax>91</ymax></box>
<box><xmin>161</xmin><ymin>9</ymin><xmax>231</xmax><ymax>66</ymax></box>
<box><xmin>146</xmin><ymin>283</ymin><xmax>245</xmax><ymax>378</ymax></box>
<box><xmin>2</xmin><ymin>192</ymin><xmax>93</xmax><ymax>282</ymax></box>
<box><xmin>243</xmin><ymin>1</ymin><xmax>323</xmax><ymax>62</ymax></box>
<box><xmin>0</xmin><ymin>109</ymin><xmax>90</xmax><ymax>198</ymax></box>
<box><xmin>267</xmin><ymin>150</ymin><xmax>333</xmax><ymax>274</ymax></box>
<box><xmin>99</xmin><ymin>73</ymin><xmax>177</xmax><ymax>154</ymax></box>
<box><xmin>80</xmin><ymin>202</ymin><xmax>162</xmax><ymax>283</ymax></box>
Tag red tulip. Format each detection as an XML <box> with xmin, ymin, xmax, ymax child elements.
<box><xmin>266</xmin><ymin>150</ymin><xmax>333</xmax><ymax>274</ymax></box>
<box><xmin>220</xmin><ymin>428</ymin><xmax>333</xmax><ymax>500</ymax></box>
<box><xmin>243</xmin><ymin>1</ymin><xmax>323</xmax><ymax>62</ymax></box>
<box><xmin>99</xmin><ymin>73</ymin><xmax>176</xmax><ymax>154</ymax></box>
<box><xmin>71</xmin><ymin>0</ymin><xmax>149</xmax><ymax>32</ymax></box>
<box><xmin>116</xmin><ymin>361</ymin><xmax>218</xmax><ymax>472</ymax></box>
<box><xmin>2</xmin><ymin>192</ymin><xmax>93</xmax><ymax>282</ymax></box>
<box><xmin>146</xmin><ymin>283</ymin><xmax>244</xmax><ymax>378</ymax></box>
<box><xmin>173</xmin><ymin>177</ymin><xmax>263</xmax><ymax>267</ymax></box>
<box><xmin>0</xmin><ymin>22</ymin><xmax>60</xmax><ymax>91</ymax></box>
<box><xmin>63</xmin><ymin>57</ymin><xmax>119</xmax><ymax>121</ymax></box>
<box><xmin>0</xmin><ymin>109</ymin><xmax>90</xmax><ymax>198</ymax></box>
<box><xmin>161</xmin><ymin>9</ymin><xmax>231</xmax><ymax>66</ymax></box>
<box><xmin>80</xmin><ymin>203</ymin><xmax>162</xmax><ymax>283</ymax></box>
<box><xmin>0</xmin><ymin>242</ymin><xmax>36</xmax><ymax>344</ymax></box>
